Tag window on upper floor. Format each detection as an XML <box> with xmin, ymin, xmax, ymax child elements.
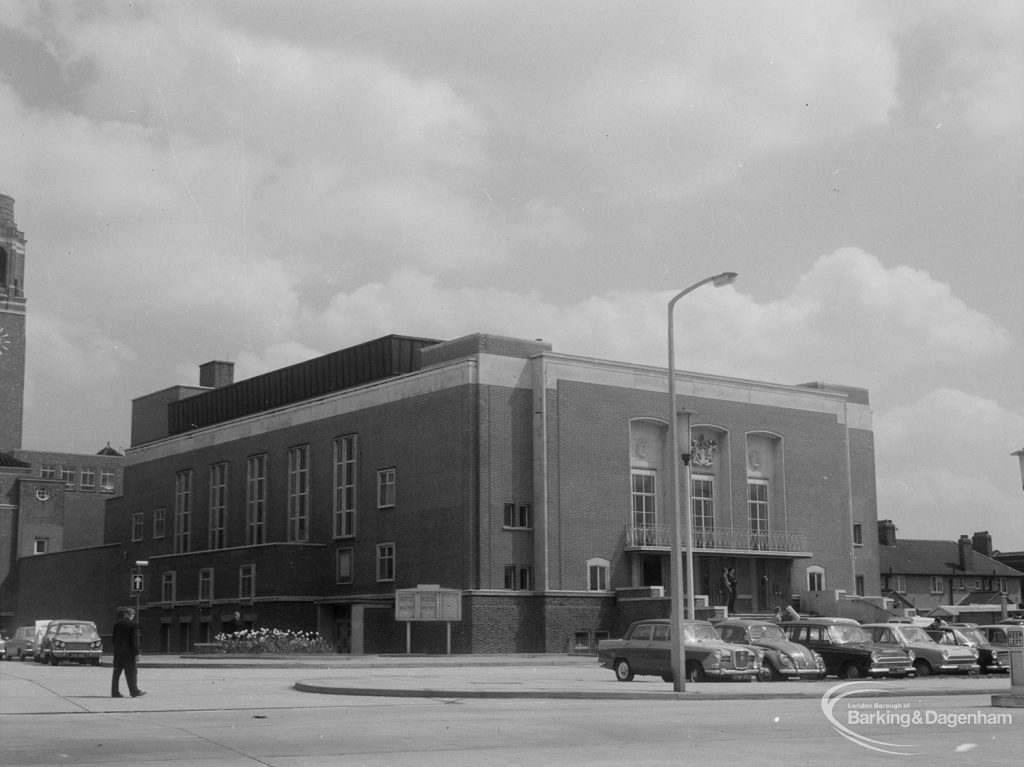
<box><xmin>336</xmin><ymin>548</ymin><xmax>353</xmax><ymax>584</ymax></box>
<box><xmin>852</xmin><ymin>523</ymin><xmax>863</xmax><ymax>546</ymax></box>
<box><xmin>503</xmin><ymin>502</ymin><xmax>532</xmax><ymax>529</ymax></box>
<box><xmin>631</xmin><ymin>469</ymin><xmax>657</xmax><ymax>528</ymax></box>
<box><xmin>747</xmin><ymin>479</ymin><xmax>769</xmax><ymax>543</ymax></box>
<box><xmin>377</xmin><ymin>468</ymin><xmax>396</xmax><ymax>509</ymax></box>
<box><xmin>40</xmin><ymin>464</ymin><xmax>56</xmax><ymax>479</ymax></box>
<box><xmin>376</xmin><ymin>542</ymin><xmax>395</xmax><ymax>582</ymax></box>
<box><xmin>79</xmin><ymin>467</ymin><xmax>96</xmax><ymax>492</ymax></box>
<box><xmin>931</xmin><ymin>576</ymin><xmax>944</xmax><ymax>594</ymax></box>
<box><xmin>891</xmin><ymin>575</ymin><xmax>906</xmax><ymax>593</ymax></box>
<box><xmin>209</xmin><ymin>463</ymin><xmax>228</xmax><ymax>550</ymax></box>
<box><xmin>100</xmin><ymin>469</ymin><xmax>116</xmax><ymax>493</ymax></box>
<box><xmin>239</xmin><ymin>564</ymin><xmax>255</xmax><ymax>602</ymax></box>
<box><xmin>199</xmin><ymin>568</ymin><xmax>214</xmax><ymax>603</ymax></box>
<box><xmin>334</xmin><ymin>435</ymin><xmax>357</xmax><ymax>538</ymax></box>
<box><xmin>34</xmin><ymin>538</ymin><xmax>48</xmax><ymax>555</ymax></box>
<box><xmin>246</xmin><ymin>455</ymin><xmax>268</xmax><ymax>545</ymax></box>
<box><xmin>855</xmin><ymin>575</ymin><xmax>865</xmax><ymax>596</ymax></box>
<box><xmin>174</xmin><ymin>470</ymin><xmax>192</xmax><ymax>554</ymax></box>
<box><xmin>131</xmin><ymin>512</ymin><xmax>144</xmax><ymax>542</ymax></box>
<box><xmin>61</xmin><ymin>467</ymin><xmax>75</xmax><ymax>489</ymax></box>
<box><xmin>153</xmin><ymin>508</ymin><xmax>166</xmax><ymax>539</ymax></box>
<box><xmin>162</xmin><ymin>571</ymin><xmax>177</xmax><ymax>606</ymax></box>
<box><xmin>504</xmin><ymin>565</ymin><xmax>532</xmax><ymax>591</ymax></box>
<box><xmin>287</xmin><ymin>445</ymin><xmax>310</xmax><ymax>542</ymax></box>
<box><xmin>691</xmin><ymin>474</ymin><xmax>714</xmax><ymax>532</ymax></box>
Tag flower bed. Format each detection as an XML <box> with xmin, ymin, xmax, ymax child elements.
<box><xmin>213</xmin><ymin>628</ymin><xmax>335</xmax><ymax>654</ymax></box>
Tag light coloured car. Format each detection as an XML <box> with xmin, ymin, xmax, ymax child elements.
<box><xmin>37</xmin><ymin>619</ymin><xmax>103</xmax><ymax>666</ymax></box>
<box><xmin>863</xmin><ymin>623</ymin><xmax>979</xmax><ymax>676</ymax></box>
<box><xmin>6</xmin><ymin>625</ymin><xmax>37</xmax><ymax>661</ymax></box>
<box><xmin>597</xmin><ymin>618</ymin><xmax>764</xmax><ymax>683</ymax></box>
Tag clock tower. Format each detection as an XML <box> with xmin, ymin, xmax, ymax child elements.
<box><xmin>0</xmin><ymin>192</ymin><xmax>27</xmax><ymax>450</ymax></box>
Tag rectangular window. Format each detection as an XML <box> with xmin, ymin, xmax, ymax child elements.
<box><xmin>40</xmin><ymin>464</ymin><xmax>56</xmax><ymax>479</ymax></box>
<box><xmin>246</xmin><ymin>455</ymin><xmax>268</xmax><ymax>545</ymax></box>
<box><xmin>808</xmin><ymin>567</ymin><xmax>825</xmax><ymax>591</ymax></box>
<box><xmin>504</xmin><ymin>565</ymin><xmax>532</xmax><ymax>591</ymax></box>
<box><xmin>691</xmin><ymin>475</ymin><xmax>714</xmax><ymax>531</ymax></box>
<box><xmin>588</xmin><ymin>563</ymin><xmax>609</xmax><ymax>591</ymax></box>
<box><xmin>100</xmin><ymin>469</ymin><xmax>116</xmax><ymax>493</ymax></box>
<box><xmin>80</xmin><ymin>467</ymin><xmax>96</xmax><ymax>491</ymax></box>
<box><xmin>333</xmin><ymin>435</ymin><xmax>357</xmax><ymax>538</ymax></box>
<box><xmin>199</xmin><ymin>568</ymin><xmax>214</xmax><ymax>603</ymax></box>
<box><xmin>61</xmin><ymin>467</ymin><xmax>75</xmax><ymax>489</ymax></box>
<box><xmin>931</xmin><ymin>576</ymin><xmax>944</xmax><ymax>594</ymax></box>
<box><xmin>377</xmin><ymin>468</ymin><xmax>396</xmax><ymax>508</ymax></box>
<box><xmin>162</xmin><ymin>571</ymin><xmax>177</xmax><ymax>606</ymax></box>
<box><xmin>239</xmin><ymin>564</ymin><xmax>255</xmax><ymax>601</ymax></box>
<box><xmin>892</xmin><ymin>575</ymin><xmax>906</xmax><ymax>593</ymax></box>
<box><xmin>852</xmin><ymin>522</ymin><xmax>863</xmax><ymax>546</ymax></box>
<box><xmin>631</xmin><ymin>469</ymin><xmax>657</xmax><ymax>545</ymax></box>
<box><xmin>153</xmin><ymin>508</ymin><xmax>166</xmax><ymax>539</ymax></box>
<box><xmin>376</xmin><ymin>542</ymin><xmax>395</xmax><ymax>582</ymax></box>
<box><xmin>747</xmin><ymin>479</ymin><xmax>769</xmax><ymax>546</ymax></box>
<box><xmin>209</xmin><ymin>463</ymin><xmax>228</xmax><ymax>549</ymax></box>
<box><xmin>855</xmin><ymin>576</ymin><xmax>865</xmax><ymax>596</ymax></box>
<box><xmin>503</xmin><ymin>502</ymin><xmax>533</xmax><ymax>529</ymax></box>
<box><xmin>336</xmin><ymin>548</ymin><xmax>353</xmax><ymax>584</ymax></box>
<box><xmin>174</xmin><ymin>470</ymin><xmax>193</xmax><ymax>554</ymax></box>
<box><xmin>287</xmin><ymin>445</ymin><xmax>310</xmax><ymax>542</ymax></box>
<box><xmin>34</xmin><ymin>538</ymin><xmax>48</xmax><ymax>555</ymax></box>
<box><xmin>131</xmin><ymin>512</ymin><xmax>144</xmax><ymax>542</ymax></box>
<box><xmin>956</xmin><ymin>577</ymin><xmax>965</xmax><ymax>590</ymax></box>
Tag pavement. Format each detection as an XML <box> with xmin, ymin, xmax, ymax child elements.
<box><xmin>116</xmin><ymin>652</ymin><xmax>1020</xmax><ymax>701</ymax></box>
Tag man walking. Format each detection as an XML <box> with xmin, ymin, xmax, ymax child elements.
<box><xmin>111</xmin><ymin>606</ymin><xmax>146</xmax><ymax>698</ymax></box>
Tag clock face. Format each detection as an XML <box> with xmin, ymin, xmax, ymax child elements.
<box><xmin>0</xmin><ymin>327</ymin><xmax>10</xmax><ymax>356</ymax></box>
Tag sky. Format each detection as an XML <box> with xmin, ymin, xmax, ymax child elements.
<box><xmin>1</xmin><ymin>1</ymin><xmax>1022</xmax><ymax>550</ymax></box>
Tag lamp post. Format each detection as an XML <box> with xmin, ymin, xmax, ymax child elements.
<box><xmin>667</xmin><ymin>271</ymin><xmax>738</xmax><ymax>692</ymax></box>
<box><xmin>1013</xmin><ymin>449</ymin><xmax>1024</xmax><ymax>492</ymax></box>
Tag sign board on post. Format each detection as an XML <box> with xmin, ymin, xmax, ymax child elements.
<box><xmin>394</xmin><ymin>584</ymin><xmax>462</xmax><ymax>655</ymax></box>
<box><xmin>130</xmin><ymin>572</ymin><xmax>144</xmax><ymax>594</ymax></box>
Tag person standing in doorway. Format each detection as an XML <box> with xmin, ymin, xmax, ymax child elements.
<box><xmin>111</xmin><ymin>606</ymin><xmax>145</xmax><ymax>698</ymax></box>
<box><xmin>721</xmin><ymin>567</ymin><xmax>733</xmax><ymax>610</ymax></box>
<box><xmin>727</xmin><ymin>568</ymin><xmax>738</xmax><ymax>613</ymax></box>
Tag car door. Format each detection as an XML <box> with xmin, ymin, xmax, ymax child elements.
<box><xmin>629</xmin><ymin>623</ymin><xmax>655</xmax><ymax>673</ymax></box>
<box><xmin>650</xmin><ymin>624</ymin><xmax>672</xmax><ymax>675</ymax></box>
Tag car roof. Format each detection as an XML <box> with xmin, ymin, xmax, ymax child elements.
<box><xmin>717</xmin><ymin>619</ymin><xmax>779</xmax><ymax>627</ymax></box>
<box><xmin>781</xmin><ymin>617</ymin><xmax>860</xmax><ymax>625</ymax></box>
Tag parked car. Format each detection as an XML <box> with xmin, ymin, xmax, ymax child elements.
<box><xmin>977</xmin><ymin>625</ymin><xmax>1021</xmax><ymax>663</ymax></box>
<box><xmin>716</xmin><ymin>619</ymin><xmax>826</xmax><ymax>680</ymax></box>
<box><xmin>781</xmin><ymin>618</ymin><xmax>915</xmax><ymax>679</ymax></box>
<box><xmin>597</xmin><ymin>618</ymin><xmax>764</xmax><ymax>683</ymax></box>
<box><xmin>37</xmin><ymin>619</ymin><xmax>103</xmax><ymax>666</ymax></box>
<box><xmin>996</xmin><ymin>617</ymin><xmax>1024</xmax><ymax>626</ymax></box>
<box><xmin>862</xmin><ymin>623</ymin><xmax>979</xmax><ymax>677</ymax></box>
<box><xmin>6</xmin><ymin>625</ymin><xmax>38</xmax><ymax>661</ymax></box>
<box><xmin>925</xmin><ymin>625</ymin><xmax>1008</xmax><ymax>674</ymax></box>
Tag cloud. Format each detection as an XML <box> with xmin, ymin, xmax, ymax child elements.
<box><xmin>876</xmin><ymin>389</ymin><xmax>1024</xmax><ymax>549</ymax></box>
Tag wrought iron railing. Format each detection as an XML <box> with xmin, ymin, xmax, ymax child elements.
<box><xmin>625</xmin><ymin>524</ymin><xmax>808</xmax><ymax>553</ymax></box>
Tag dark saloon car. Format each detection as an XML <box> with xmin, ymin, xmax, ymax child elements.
<box><xmin>716</xmin><ymin>619</ymin><xmax>826</xmax><ymax>680</ymax></box>
<box><xmin>925</xmin><ymin>625</ymin><xmax>1008</xmax><ymax>674</ymax></box>
<box><xmin>781</xmin><ymin>618</ymin><xmax>914</xmax><ymax>679</ymax></box>
<box><xmin>862</xmin><ymin>623</ymin><xmax>978</xmax><ymax>676</ymax></box>
<box><xmin>597</xmin><ymin>619</ymin><xmax>763</xmax><ymax>683</ymax></box>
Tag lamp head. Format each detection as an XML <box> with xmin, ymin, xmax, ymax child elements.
<box><xmin>711</xmin><ymin>271</ymin><xmax>738</xmax><ymax>288</ymax></box>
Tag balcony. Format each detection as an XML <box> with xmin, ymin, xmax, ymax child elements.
<box><xmin>625</xmin><ymin>524</ymin><xmax>809</xmax><ymax>554</ymax></box>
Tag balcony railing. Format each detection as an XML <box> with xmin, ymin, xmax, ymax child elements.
<box><xmin>625</xmin><ymin>524</ymin><xmax>808</xmax><ymax>553</ymax></box>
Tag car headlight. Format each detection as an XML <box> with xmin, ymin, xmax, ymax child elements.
<box><xmin>906</xmin><ymin>650</ymin><xmax>915</xmax><ymax>661</ymax></box>
<box><xmin>814</xmin><ymin>652</ymin><xmax>826</xmax><ymax>668</ymax></box>
<box><xmin>971</xmin><ymin>648</ymin><xmax>979</xmax><ymax>659</ymax></box>
<box><xmin>91</xmin><ymin>641</ymin><xmax>102</xmax><ymax>650</ymax></box>
<box><xmin>941</xmin><ymin>649</ymin><xmax>950</xmax><ymax>660</ymax></box>
<box><xmin>871</xmin><ymin>651</ymin><xmax>880</xmax><ymax>662</ymax></box>
<box><xmin>54</xmin><ymin>640</ymin><xmax>65</xmax><ymax>649</ymax></box>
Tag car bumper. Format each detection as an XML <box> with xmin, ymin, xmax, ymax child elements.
<box><xmin>868</xmin><ymin>665</ymin><xmax>914</xmax><ymax>676</ymax></box>
<box><xmin>706</xmin><ymin>667</ymin><xmax>758</xmax><ymax>678</ymax></box>
<box><xmin>52</xmin><ymin>651</ymin><xmax>102</xmax><ymax>661</ymax></box>
<box><xmin>937</xmin><ymin>662</ymin><xmax>980</xmax><ymax>674</ymax></box>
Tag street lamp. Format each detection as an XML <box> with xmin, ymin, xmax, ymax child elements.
<box><xmin>667</xmin><ymin>271</ymin><xmax>738</xmax><ymax>692</ymax></box>
<box><xmin>1013</xmin><ymin>449</ymin><xmax>1024</xmax><ymax>492</ymax></box>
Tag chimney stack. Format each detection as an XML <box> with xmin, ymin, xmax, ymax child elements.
<box><xmin>199</xmin><ymin>360</ymin><xmax>234</xmax><ymax>389</ymax></box>
<box><xmin>971</xmin><ymin>531</ymin><xmax>993</xmax><ymax>558</ymax></box>
<box><xmin>958</xmin><ymin>535</ymin><xmax>974</xmax><ymax>571</ymax></box>
<box><xmin>878</xmin><ymin>519</ymin><xmax>897</xmax><ymax>547</ymax></box>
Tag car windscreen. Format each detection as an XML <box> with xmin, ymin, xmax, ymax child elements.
<box><xmin>55</xmin><ymin>623</ymin><xmax>94</xmax><ymax>636</ymax></box>
<box><xmin>897</xmin><ymin>627</ymin><xmax>934</xmax><ymax>643</ymax></box>
<box><xmin>953</xmin><ymin>628</ymin><xmax>986</xmax><ymax>646</ymax></box>
<box><xmin>828</xmin><ymin>626</ymin><xmax>871</xmax><ymax>644</ymax></box>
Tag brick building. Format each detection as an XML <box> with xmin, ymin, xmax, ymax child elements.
<box><xmin>18</xmin><ymin>329</ymin><xmax>880</xmax><ymax>654</ymax></box>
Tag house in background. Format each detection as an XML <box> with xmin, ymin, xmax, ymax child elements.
<box><xmin>878</xmin><ymin>521</ymin><xmax>1023</xmax><ymax>623</ymax></box>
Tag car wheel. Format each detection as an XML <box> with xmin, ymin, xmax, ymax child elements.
<box><xmin>686</xmin><ymin>661</ymin><xmax>707</xmax><ymax>683</ymax></box>
<box><xmin>92</xmin><ymin>658</ymin><xmax>101</xmax><ymax>667</ymax></box>
<box><xmin>913</xmin><ymin>659</ymin><xmax>932</xmax><ymax>677</ymax></box>
<box><xmin>613</xmin><ymin>659</ymin><xmax>634</xmax><ymax>682</ymax></box>
<box><xmin>49</xmin><ymin>654</ymin><xmax>59</xmax><ymax>666</ymax></box>
<box><xmin>757</xmin><ymin>662</ymin><xmax>775</xmax><ymax>682</ymax></box>
<box><xmin>841</xmin><ymin>663</ymin><xmax>862</xmax><ymax>679</ymax></box>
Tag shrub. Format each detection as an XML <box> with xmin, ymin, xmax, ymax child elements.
<box><xmin>213</xmin><ymin>627</ymin><xmax>335</xmax><ymax>654</ymax></box>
